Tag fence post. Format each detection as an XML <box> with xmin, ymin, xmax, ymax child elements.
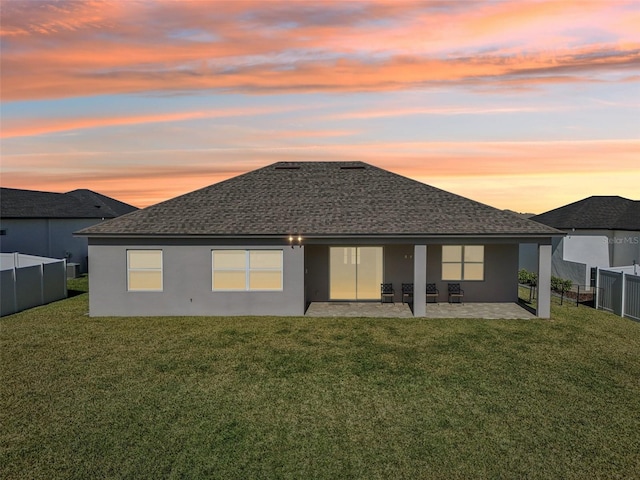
<box><xmin>576</xmin><ymin>284</ymin><xmax>580</xmax><ymax>307</ymax></box>
<box><xmin>63</xmin><ymin>259</ymin><xmax>68</xmax><ymax>298</ymax></box>
<box><xmin>40</xmin><ymin>262</ymin><xmax>45</xmax><ymax>305</ymax></box>
<box><xmin>621</xmin><ymin>272</ymin><xmax>626</xmax><ymax>318</ymax></box>
<box><xmin>12</xmin><ymin>265</ymin><xmax>18</xmax><ymax>315</ymax></box>
<box><xmin>595</xmin><ymin>267</ymin><xmax>600</xmax><ymax>311</ymax></box>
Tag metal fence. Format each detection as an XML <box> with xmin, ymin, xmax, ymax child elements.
<box><xmin>519</xmin><ymin>283</ymin><xmax>598</xmax><ymax>309</ymax></box>
<box><xmin>0</xmin><ymin>253</ymin><xmax>67</xmax><ymax>317</ymax></box>
<box><xmin>554</xmin><ymin>285</ymin><xmax>598</xmax><ymax>308</ymax></box>
<box><xmin>597</xmin><ymin>268</ymin><xmax>640</xmax><ymax>321</ymax></box>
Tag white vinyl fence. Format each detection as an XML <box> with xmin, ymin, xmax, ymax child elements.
<box><xmin>1</xmin><ymin>253</ymin><xmax>67</xmax><ymax>317</ymax></box>
<box><xmin>596</xmin><ymin>266</ymin><xmax>640</xmax><ymax>321</ymax></box>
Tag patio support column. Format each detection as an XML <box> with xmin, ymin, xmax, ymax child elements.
<box><xmin>537</xmin><ymin>244</ymin><xmax>551</xmax><ymax>318</ymax></box>
<box><xmin>414</xmin><ymin>245</ymin><xmax>427</xmax><ymax>317</ymax></box>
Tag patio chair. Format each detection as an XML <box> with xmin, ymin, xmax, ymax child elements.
<box><xmin>381</xmin><ymin>283</ymin><xmax>395</xmax><ymax>303</ymax></box>
<box><xmin>401</xmin><ymin>283</ymin><xmax>414</xmax><ymax>304</ymax></box>
<box><xmin>426</xmin><ymin>283</ymin><xmax>439</xmax><ymax>303</ymax></box>
<box><xmin>448</xmin><ymin>283</ymin><xmax>464</xmax><ymax>304</ymax></box>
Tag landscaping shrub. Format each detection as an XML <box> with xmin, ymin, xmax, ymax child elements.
<box><xmin>518</xmin><ymin>269</ymin><xmax>537</xmax><ymax>286</ymax></box>
<box><xmin>519</xmin><ymin>270</ymin><xmax>572</xmax><ymax>292</ymax></box>
<box><xmin>551</xmin><ymin>276</ymin><xmax>573</xmax><ymax>293</ymax></box>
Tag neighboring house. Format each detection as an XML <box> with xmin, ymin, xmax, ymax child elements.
<box><xmin>0</xmin><ymin>188</ymin><xmax>137</xmax><ymax>273</ymax></box>
<box><xmin>520</xmin><ymin>196</ymin><xmax>640</xmax><ymax>287</ymax></box>
<box><xmin>78</xmin><ymin>162</ymin><xmax>560</xmax><ymax>318</ymax></box>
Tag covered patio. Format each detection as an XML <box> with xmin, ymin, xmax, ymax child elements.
<box><xmin>305</xmin><ymin>301</ymin><xmax>536</xmax><ymax>319</ymax></box>
<box><xmin>304</xmin><ymin>242</ymin><xmax>553</xmax><ymax>318</ymax></box>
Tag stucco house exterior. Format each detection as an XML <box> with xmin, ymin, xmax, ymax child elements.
<box><xmin>520</xmin><ymin>196</ymin><xmax>640</xmax><ymax>287</ymax></box>
<box><xmin>79</xmin><ymin>162</ymin><xmax>560</xmax><ymax>318</ymax></box>
<box><xmin>0</xmin><ymin>188</ymin><xmax>137</xmax><ymax>273</ymax></box>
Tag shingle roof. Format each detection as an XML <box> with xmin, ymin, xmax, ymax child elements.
<box><xmin>79</xmin><ymin>162</ymin><xmax>560</xmax><ymax>237</ymax></box>
<box><xmin>0</xmin><ymin>188</ymin><xmax>137</xmax><ymax>219</ymax></box>
<box><xmin>532</xmin><ymin>196</ymin><xmax>640</xmax><ymax>231</ymax></box>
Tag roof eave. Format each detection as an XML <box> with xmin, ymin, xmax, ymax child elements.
<box><xmin>77</xmin><ymin>231</ymin><xmax>563</xmax><ymax>240</ymax></box>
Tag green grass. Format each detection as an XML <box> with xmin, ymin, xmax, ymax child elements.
<box><xmin>2</xmin><ymin>279</ymin><xmax>639</xmax><ymax>479</ymax></box>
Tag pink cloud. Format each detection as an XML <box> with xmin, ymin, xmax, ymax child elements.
<box><xmin>0</xmin><ymin>105</ymin><xmax>308</xmax><ymax>138</ymax></box>
<box><xmin>328</xmin><ymin>104</ymin><xmax>563</xmax><ymax>120</ymax></box>
<box><xmin>4</xmin><ymin>46</ymin><xmax>638</xmax><ymax>101</ymax></box>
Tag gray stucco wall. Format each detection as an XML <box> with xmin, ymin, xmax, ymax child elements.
<box><xmin>305</xmin><ymin>245</ymin><xmax>329</xmax><ymax>303</ymax></box>
<box><xmin>551</xmin><ymin>260</ymin><xmax>587</xmax><ymax>287</ymax></box>
<box><xmin>385</xmin><ymin>245</ymin><xmax>415</xmax><ymax>302</ymax></box>
<box><xmin>549</xmin><ymin>237</ymin><xmax>587</xmax><ymax>286</ymax></box>
<box><xmin>88</xmin><ymin>241</ymin><xmax>305</xmax><ymax>317</ymax></box>
<box><xmin>0</xmin><ymin>218</ymin><xmax>104</xmax><ymax>273</ymax></box>
<box><xmin>424</xmin><ymin>244</ymin><xmax>519</xmax><ymax>303</ymax></box>
<box><xmin>1</xmin><ymin>219</ymin><xmax>49</xmax><ymax>256</ymax></box>
<box><xmin>519</xmin><ymin>243</ymin><xmax>538</xmax><ymax>273</ymax></box>
<box><xmin>611</xmin><ymin>230</ymin><xmax>640</xmax><ymax>267</ymax></box>
<box><xmin>569</xmin><ymin>229</ymin><xmax>639</xmax><ymax>267</ymax></box>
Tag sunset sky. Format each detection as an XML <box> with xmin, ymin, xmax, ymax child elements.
<box><xmin>1</xmin><ymin>0</ymin><xmax>638</xmax><ymax>213</ymax></box>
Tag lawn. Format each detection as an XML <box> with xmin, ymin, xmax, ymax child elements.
<box><xmin>2</xmin><ymin>277</ymin><xmax>639</xmax><ymax>479</ymax></box>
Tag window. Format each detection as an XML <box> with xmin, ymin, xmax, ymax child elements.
<box><xmin>0</xmin><ymin>229</ymin><xmax>6</xmax><ymax>236</ymax></box>
<box><xmin>212</xmin><ymin>250</ymin><xmax>283</xmax><ymax>291</ymax></box>
<box><xmin>127</xmin><ymin>250</ymin><xmax>163</xmax><ymax>291</ymax></box>
<box><xmin>442</xmin><ymin>245</ymin><xmax>484</xmax><ymax>281</ymax></box>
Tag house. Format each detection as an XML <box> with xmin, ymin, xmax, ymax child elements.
<box><xmin>78</xmin><ymin>162</ymin><xmax>560</xmax><ymax>318</ymax></box>
<box><xmin>520</xmin><ymin>196</ymin><xmax>640</xmax><ymax>287</ymax></box>
<box><xmin>0</xmin><ymin>188</ymin><xmax>137</xmax><ymax>273</ymax></box>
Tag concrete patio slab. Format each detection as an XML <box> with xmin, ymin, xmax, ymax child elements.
<box><xmin>305</xmin><ymin>302</ymin><xmax>414</xmax><ymax>318</ymax></box>
<box><xmin>305</xmin><ymin>302</ymin><xmax>536</xmax><ymax>319</ymax></box>
<box><xmin>423</xmin><ymin>302</ymin><xmax>536</xmax><ymax>319</ymax></box>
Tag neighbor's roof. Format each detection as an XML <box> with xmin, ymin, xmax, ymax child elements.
<box><xmin>0</xmin><ymin>188</ymin><xmax>138</xmax><ymax>219</ymax></box>
<box><xmin>79</xmin><ymin>162</ymin><xmax>560</xmax><ymax>237</ymax></box>
<box><xmin>532</xmin><ymin>196</ymin><xmax>640</xmax><ymax>231</ymax></box>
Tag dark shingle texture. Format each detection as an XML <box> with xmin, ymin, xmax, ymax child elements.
<box><xmin>79</xmin><ymin>162</ymin><xmax>559</xmax><ymax>236</ymax></box>
<box><xmin>532</xmin><ymin>196</ymin><xmax>640</xmax><ymax>231</ymax></box>
<box><xmin>0</xmin><ymin>188</ymin><xmax>137</xmax><ymax>219</ymax></box>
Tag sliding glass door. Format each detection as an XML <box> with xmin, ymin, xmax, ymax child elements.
<box><xmin>329</xmin><ymin>247</ymin><xmax>383</xmax><ymax>300</ymax></box>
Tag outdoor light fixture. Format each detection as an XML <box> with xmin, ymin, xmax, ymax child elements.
<box><xmin>288</xmin><ymin>234</ymin><xmax>303</xmax><ymax>248</ymax></box>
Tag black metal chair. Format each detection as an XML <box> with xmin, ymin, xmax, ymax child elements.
<box><xmin>426</xmin><ymin>283</ymin><xmax>439</xmax><ymax>303</ymax></box>
<box><xmin>448</xmin><ymin>283</ymin><xmax>464</xmax><ymax>303</ymax></box>
<box><xmin>381</xmin><ymin>283</ymin><xmax>394</xmax><ymax>303</ymax></box>
<box><xmin>401</xmin><ymin>283</ymin><xmax>414</xmax><ymax>304</ymax></box>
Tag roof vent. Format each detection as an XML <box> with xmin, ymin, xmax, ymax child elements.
<box><xmin>340</xmin><ymin>165</ymin><xmax>365</xmax><ymax>170</ymax></box>
<box><xmin>274</xmin><ymin>166</ymin><xmax>301</xmax><ymax>170</ymax></box>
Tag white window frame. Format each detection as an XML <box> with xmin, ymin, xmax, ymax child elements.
<box><xmin>442</xmin><ymin>245</ymin><xmax>484</xmax><ymax>281</ymax></box>
<box><xmin>127</xmin><ymin>250</ymin><xmax>163</xmax><ymax>292</ymax></box>
<box><xmin>212</xmin><ymin>250</ymin><xmax>283</xmax><ymax>292</ymax></box>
